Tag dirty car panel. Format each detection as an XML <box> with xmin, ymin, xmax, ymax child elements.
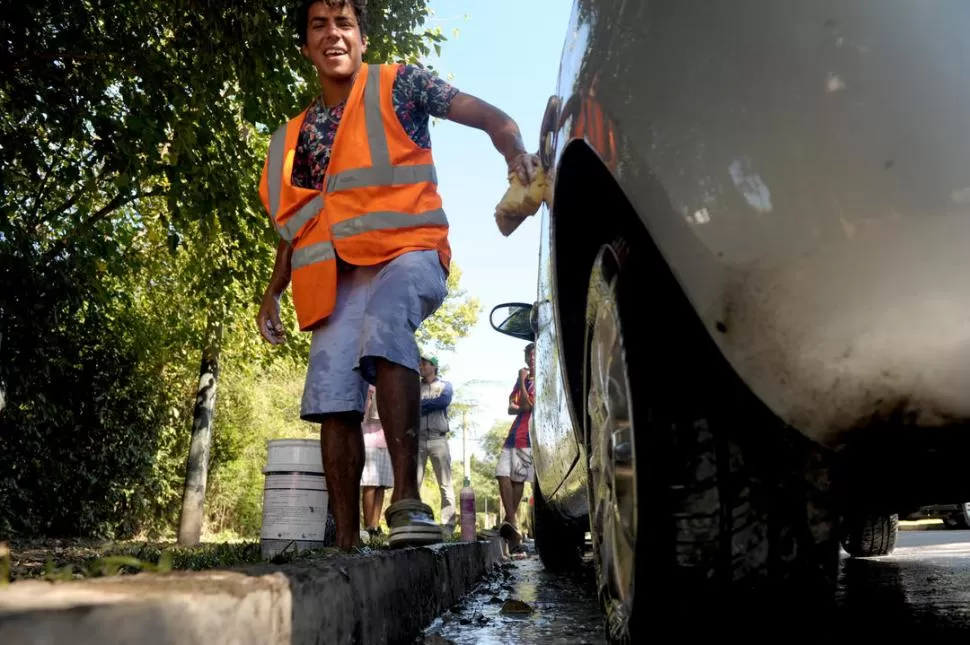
<box><xmin>549</xmin><ymin>0</ymin><xmax>970</xmax><ymax>452</ymax></box>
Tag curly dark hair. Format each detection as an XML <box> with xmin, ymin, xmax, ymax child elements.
<box><xmin>296</xmin><ymin>0</ymin><xmax>368</xmax><ymax>46</ymax></box>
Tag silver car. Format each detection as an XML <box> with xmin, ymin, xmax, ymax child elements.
<box><xmin>490</xmin><ymin>0</ymin><xmax>970</xmax><ymax>639</ymax></box>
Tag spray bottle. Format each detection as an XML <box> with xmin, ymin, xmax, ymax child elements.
<box><xmin>459</xmin><ymin>476</ymin><xmax>476</xmax><ymax>542</ymax></box>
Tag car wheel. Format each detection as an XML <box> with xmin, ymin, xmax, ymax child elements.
<box><xmin>583</xmin><ymin>237</ymin><xmax>840</xmax><ymax>641</ymax></box>
<box><xmin>840</xmin><ymin>512</ymin><xmax>898</xmax><ymax>557</ymax></box>
<box><xmin>532</xmin><ymin>477</ymin><xmax>584</xmax><ymax>572</ymax></box>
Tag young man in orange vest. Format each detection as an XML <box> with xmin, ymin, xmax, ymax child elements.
<box><xmin>256</xmin><ymin>0</ymin><xmax>538</xmax><ymax>550</ymax></box>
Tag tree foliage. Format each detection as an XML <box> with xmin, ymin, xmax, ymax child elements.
<box><xmin>416</xmin><ymin>264</ymin><xmax>481</xmax><ymax>355</ymax></box>
<box><xmin>0</xmin><ymin>0</ymin><xmax>454</xmax><ymax>538</ymax></box>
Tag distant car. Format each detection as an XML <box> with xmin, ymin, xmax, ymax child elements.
<box><xmin>907</xmin><ymin>503</ymin><xmax>970</xmax><ymax>530</ymax></box>
<box><xmin>490</xmin><ymin>0</ymin><xmax>970</xmax><ymax>640</ymax></box>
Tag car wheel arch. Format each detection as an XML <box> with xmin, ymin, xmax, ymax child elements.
<box><xmin>550</xmin><ymin>140</ymin><xmax>651</xmax><ymax>446</ymax></box>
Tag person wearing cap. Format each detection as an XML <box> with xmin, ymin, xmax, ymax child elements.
<box><xmin>418</xmin><ymin>355</ymin><xmax>457</xmax><ymax>533</ymax></box>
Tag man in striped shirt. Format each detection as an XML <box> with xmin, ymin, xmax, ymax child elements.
<box><xmin>496</xmin><ymin>342</ymin><xmax>535</xmax><ymax>551</ymax></box>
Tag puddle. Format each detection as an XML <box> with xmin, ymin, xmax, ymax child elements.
<box><xmin>421</xmin><ymin>553</ymin><xmax>606</xmax><ymax>645</ymax></box>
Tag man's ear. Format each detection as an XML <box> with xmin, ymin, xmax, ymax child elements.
<box><xmin>300</xmin><ymin>44</ymin><xmax>310</xmax><ymax>60</ymax></box>
<box><xmin>361</xmin><ymin>36</ymin><xmax>368</xmax><ymax>55</ymax></box>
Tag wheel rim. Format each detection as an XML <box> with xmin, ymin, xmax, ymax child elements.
<box><xmin>587</xmin><ymin>247</ymin><xmax>638</xmax><ymax>621</ymax></box>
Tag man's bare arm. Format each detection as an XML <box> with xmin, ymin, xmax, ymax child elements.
<box><xmin>265</xmin><ymin>239</ymin><xmax>292</xmax><ymax>297</ymax></box>
<box><xmin>446</xmin><ymin>92</ymin><xmax>538</xmax><ymax>184</ymax></box>
<box><xmin>256</xmin><ymin>239</ymin><xmax>292</xmax><ymax>344</ymax></box>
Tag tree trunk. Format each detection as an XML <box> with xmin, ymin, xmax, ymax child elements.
<box><xmin>177</xmin><ymin>318</ymin><xmax>224</xmax><ymax>546</ymax></box>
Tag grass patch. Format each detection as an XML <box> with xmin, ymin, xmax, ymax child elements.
<box><xmin>0</xmin><ymin>538</ymin><xmax>389</xmax><ymax>585</ymax></box>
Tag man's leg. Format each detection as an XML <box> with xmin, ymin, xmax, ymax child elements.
<box><xmin>416</xmin><ymin>437</ymin><xmax>429</xmax><ymax>495</ymax></box>
<box><xmin>508</xmin><ymin>481</ymin><xmax>526</xmax><ymax>521</ymax></box>
<box><xmin>430</xmin><ymin>438</ymin><xmax>456</xmax><ymax>529</ymax></box>
<box><xmin>374</xmin><ymin>358</ymin><xmax>422</xmax><ymax>503</ymax></box>
<box><xmin>506</xmin><ymin>447</ymin><xmax>532</xmax><ymax>539</ymax></box>
<box><xmin>496</xmin><ymin>448</ymin><xmax>516</xmax><ymax>525</ymax></box>
<box><xmin>357</xmin><ymin>250</ymin><xmax>449</xmax><ymax>548</ymax></box>
<box><xmin>320</xmin><ymin>413</ymin><xmax>365</xmax><ymax>550</ymax></box>
<box><xmin>300</xmin><ymin>267</ymin><xmax>374</xmax><ymax>552</ymax></box>
<box><xmin>362</xmin><ymin>486</ymin><xmax>377</xmax><ymax>529</ymax></box>
<box><xmin>371</xmin><ymin>488</ymin><xmax>386</xmax><ymax>528</ymax></box>
<box><xmin>498</xmin><ymin>475</ymin><xmax>516</xmax><ymax>525</ymax></box>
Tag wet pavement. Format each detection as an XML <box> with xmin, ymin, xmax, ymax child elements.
<box><xmin>836</xmin><ymin>528</ymin><xmax>970</xmax><ymax>637</ymax></box>
<box><xmin>420</xmin><ymin>543</ymin><xmax>605</xmax><ymax>645</ymax></box>
<box><xmin>420</xmin><ymin>529</ymin><xmax>970</xmax><ymax>643</ymax></box>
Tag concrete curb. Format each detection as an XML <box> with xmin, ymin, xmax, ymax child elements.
<box><xmin>0</xmin><ymin>539</ymin><xmax>504</xmax><ymax>645</ymax></box>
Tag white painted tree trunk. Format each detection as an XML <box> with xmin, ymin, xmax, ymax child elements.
<box><xmin>177</xmin><ymin>319</ymin><xmax>223</xmax><ymax>546</ymax></box>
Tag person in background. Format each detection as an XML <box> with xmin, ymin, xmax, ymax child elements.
<box><xmin>360</xmin><ymin>384</ymin><xmax>393</xmax><ymax>541</ymax></box>
<box><xmin>418</xmin><ymin>355</ymin><xmax>457</xmax><ymax>534</ymax></box>
<box><xmin>496</xmin><ymin>342</ymin><xmax>535</xmax><ymax>552</ymax></box>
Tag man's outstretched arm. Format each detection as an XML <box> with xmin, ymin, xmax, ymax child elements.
<box><xmin>446</xmin><ymin>93</ymin><xmax>539</xmax><ymax>185</ymax></box>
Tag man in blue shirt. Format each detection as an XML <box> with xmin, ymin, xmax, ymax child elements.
<box><xmin>418</xmin><ymin>355</ymin><xmax>456</xmax><ymax>533</ymax></box>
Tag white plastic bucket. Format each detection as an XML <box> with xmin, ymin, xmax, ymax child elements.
<box><xmin>260</xmin><ymin>439</ymin><xmax>328</xmax><ymax>559</ymax></box>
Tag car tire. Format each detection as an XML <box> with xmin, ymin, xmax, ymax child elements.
<box><xmin>943</xmin><ymin>503</ymin><xmax>970</xmax><ymax>529</ymax></box>
<box><xmin>583</xmin><ymin>236</ymin><xmax>840</xmax><ymax>642</ymax></box>
<box><xmin>840</xmin><ymin>512</ymin><xmax>898</xmax><ymax>556</ymax></box>
<box><xmin>532</xmin><ymin>477</ymin><xmax>584</xmax><ymax>572</ymax></box>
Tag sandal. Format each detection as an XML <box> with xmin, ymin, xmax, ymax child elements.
<box><xmin>499</xmin><ymin>521</ymin><xmax>522</xmax><ymax>547</ymax></box>
<box><xmin>385</xmin><ymin>499</ymin><xmax>444</xmax><ymax>549</ymax></box>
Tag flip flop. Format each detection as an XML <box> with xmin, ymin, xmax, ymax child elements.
<box><xmin>385</xmin><ymin>499</ymin><xmax>443</xmax><ymax>549</ymax></box>
<box><xmin>499</xmin><ymin>521</ymin><xmax>522</xmax><ymax>546</ymax></box>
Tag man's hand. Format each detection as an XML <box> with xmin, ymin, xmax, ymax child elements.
<box><xmin>508</xmin><ymin>152</ymin><xmax>540</xmax><ymax>186</ymax></box>
<box><xmin>518</xmin><ymin>367</ymin><xmax>530</xmax><ymax>384</ymax></box>
<box><xmin>257</xmin><ymin>292</ymin><xmax>285</xmax><ymax>345</ymax></box>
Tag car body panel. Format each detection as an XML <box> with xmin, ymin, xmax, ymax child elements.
<box><xmin>530</xmin><ymin>187</ymin><xmax>584</xmax><ymax>502</ymax></box>
<box><xmin>543</xmin><ymin>0</ymin><xmax>970</xmax><ymax>451</ymax></box>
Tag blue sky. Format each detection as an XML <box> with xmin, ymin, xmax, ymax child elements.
<box><xmin>419</xmin><ymin>0</ymin><xmax>573</xmax><ymax>453</ymax></box>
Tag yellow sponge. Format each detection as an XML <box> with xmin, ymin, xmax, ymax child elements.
<box><xmin>494</xmin><ymin>166</ymin><xmax>552</xmax><ymax>237</ymax></box>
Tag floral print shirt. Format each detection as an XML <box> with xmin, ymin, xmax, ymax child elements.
<box><xmin>291</xmin><ymin>64</ymin><xmax>459</xmax><ymax>190</ymax></box>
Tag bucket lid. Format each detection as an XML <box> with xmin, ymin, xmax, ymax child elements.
<box><xmin>264</xmin><ymin>438</ymin><xmax>323</xmax><ymax>473</ymax></box>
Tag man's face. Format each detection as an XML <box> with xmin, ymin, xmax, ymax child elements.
<box><xmin>419</xmin><ymin>360</ymin><xmax>435</xmax><ymax>380</ymax></box>
<box><xmin>526</xmin><ymin>348</ymin><xmax>535</xmax><ymax>373</ymax></box>
<box><xmin>302</xmin><ymin>2</ymin><xmax>367</xmax><ymax>82</ymax></box>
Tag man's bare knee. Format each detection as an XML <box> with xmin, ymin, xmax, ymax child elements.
<box><xmin>320</xmin><ymin>411</ymin><xmax>363</xmax><ymax>432</ymax></box>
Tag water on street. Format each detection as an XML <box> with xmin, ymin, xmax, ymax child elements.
<box><xmin>421</xmin><ymin>543</ymin><xmax>605</xmax><ymax>645</ymax></box>
<box><xmin>422</xmin><ymin>528</ymin><xmax>970</xmax><ymax>643</ymax></box>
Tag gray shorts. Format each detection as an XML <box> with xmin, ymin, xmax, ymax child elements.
<box><xmin>300</xmin><ymin>250</ymin><xmax>447</xmax><ymax>422</ymax></box>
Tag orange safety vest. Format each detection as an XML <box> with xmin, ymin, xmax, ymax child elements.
<box><xmin>258</xmin><ymin>63</ymin><xmax>451</xmax><ymax>331</ymax></box>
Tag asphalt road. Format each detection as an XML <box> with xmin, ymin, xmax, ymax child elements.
<box><xmin>422</xmin><ymin>529</ymin><xmax>970</xmax><ymax>643</ymax></box>
<box><xmin>836</xmin><ymin>528</ymin><xmax>970</xmax><ymax>637</ymax></box>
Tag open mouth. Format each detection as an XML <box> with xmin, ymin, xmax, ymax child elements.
<box><xmin>324</xmin><ymin>48</ymin><xmax>348</xmax><ymax>59</ymax></box>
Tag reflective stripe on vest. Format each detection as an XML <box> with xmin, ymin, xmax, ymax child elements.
<box><xmin>291</xmin><ymin>239</ymin><xmax>336</xmax><ymax>270</ymax></box>
<box><xmin>331</xmin><ymin>207</ymin><xmax>447</xmax><ymax>238</ymax></box>
<box><xmin>266</xmin><ymin>121</ymin><xmax>327</xmax><ymax>244</ymax></box>
<box><xmin>325</xmin><ymin>64</ymin><xmax>438</xmax><ymax>193</ymax></box>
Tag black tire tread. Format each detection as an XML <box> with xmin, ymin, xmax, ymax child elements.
<box><xmin>841</xmin><ymin>513</ymin><xmax>898</xmax><ymax>557</ymax></box>
<box><xmin>532</xmin><ymin>478</ymin><xmax>584</xmax><ymax>573</ymax></box>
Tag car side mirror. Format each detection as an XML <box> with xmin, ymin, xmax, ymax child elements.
<box><xmin>489</xmin><ymin>302</ymin><xmax>535</xmax><ymax>342</ymax></box>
